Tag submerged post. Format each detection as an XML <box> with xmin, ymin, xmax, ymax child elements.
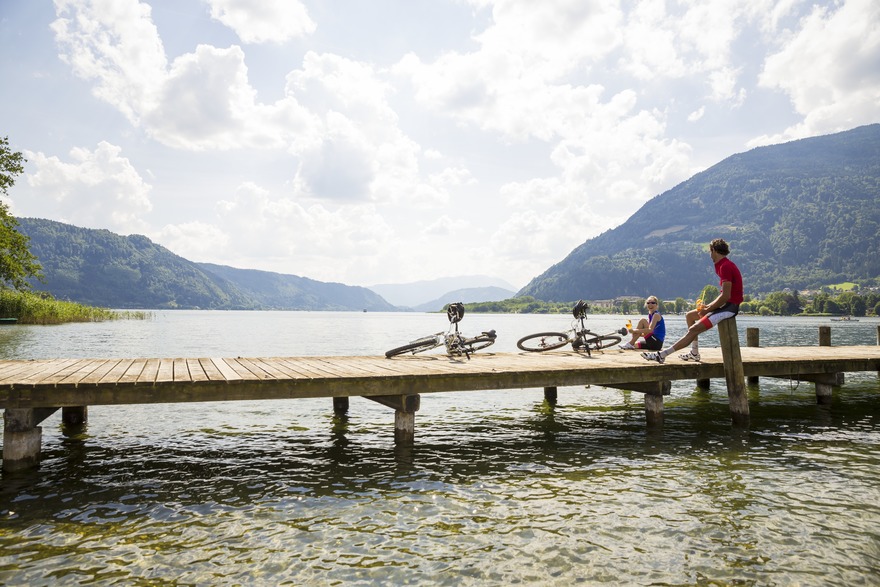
<box><xmin>718</xmin><ymin>318</ymin><xmax>749</xmax><ymax>425</ymax></box>
<box><xmin>543</xmin><ymin>386</ymin><xmax>557</xmax><ymax>404</ymax></box>
<box><xmin>367</xmin><ymin>394</ymin><xmax>420</xmax><ymax>444</ymax></box>
<box><xmin>62</xmin><ymin>406</ymin><xmax>88</xmax><ymax>427</ymax></box>
<box><xmin>816</xmin><ymin>326</ymin><xmax>838</xmax><ymax>404</ymax></box>
<box><xmin>332</xmin><ymin>397</ymin><xmax>349</xmax><ymax>416</ymax></box>
<box><xmin>746</xmin><ymin>327</ymin><xmax>760</xmax><ymax>385</ymax></box>
<box><xmin>3</xmin><ymin>409</ymin><xmax>43</xmax><ymax>472</ymax></box>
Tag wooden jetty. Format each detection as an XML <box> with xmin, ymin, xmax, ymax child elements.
<box><xmin>2</xmin><ymin>322</ymin><xmax>879</xmax><ymax>471</ymax></box>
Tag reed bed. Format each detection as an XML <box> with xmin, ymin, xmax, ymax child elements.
<box><xmin>0</xmin><ymin>289</ymin><xmax>151</xmax><ymax>324</ymax></box>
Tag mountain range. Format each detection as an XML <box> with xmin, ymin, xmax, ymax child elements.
<box><xmin>18</xmin><ymin>218</ymin><xmax>397</xmax><ymax>311</ymax></box>
<box><xmin>520</xmin><ymin>123</ymin><xmax>880</xmax><ymax>301</ymax></box>
<box><xmin>14</xmin><ymin>124</ymin><xmax>880</xmax><ymax>309</ymax></box>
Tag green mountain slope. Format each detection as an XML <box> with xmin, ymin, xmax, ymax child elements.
<box><xmin>519</xmin><ymin>124</ymin><xmax>880</xmax><ymax>301</ymax></box>
<box><xmin>18</xmin><ymin>218</ymin><xmax>395</xmax><ymax>311</ymax></box>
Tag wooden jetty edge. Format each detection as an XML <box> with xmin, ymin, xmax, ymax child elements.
<box><xmin>2</xmin><ymin>321</ymin><xmax>880</xmax><ymax>471</ymax></box>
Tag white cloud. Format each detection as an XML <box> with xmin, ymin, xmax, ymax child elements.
<box><xmin>23</xmin><ymin>142</ymin><xmax>152</xmax><ymax>233</ymax></box>
<box><xmin>12</xmin><ymin>0</ymin><xmax>875</xmax><ymax>289</ymax></box>
<box><xmin>203</xmin><ymin>0</ymin><xmax>315</xmax><ymax>44</ymax></box>
<box><xmin>51</xmin><ymin>0</ymin><xmax>167</xmax><ymax>123</ymax></box>
<box><xmin>754</xmin><ymin>0</ymin><xmax>880</xmax><ymax>143</ymax></box>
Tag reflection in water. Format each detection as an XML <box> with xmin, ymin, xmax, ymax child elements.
<box><xmin>1</xmin><ymin>314</ymin><xmax>879</xmax><ymax>584</ymax></box>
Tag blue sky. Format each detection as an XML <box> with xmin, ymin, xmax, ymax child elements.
<box><xmin>1</xmin><ymin>0</ymin><xmax>878</xmax><ymax>289</ymax></box>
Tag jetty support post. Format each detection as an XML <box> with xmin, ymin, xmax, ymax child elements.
<box><xmin>367</xmin><ymin>394</ymin><xmax>421</xmax><ymax>444</ymax></box>
<box><xmin>816</xmin><ymin>326</ymin><xmax>841</xmax><ymax>405</ymax></box>
<box><xmin>876</xmin><ymin>325</ymin><xmax>880</xmax><ymax>379</ymax></box>
<box><xmin>718</xmin><ymin>318</ymin><xmax>749</xmax><ymax>426</ymax></box>
<box><xmin>605</xmin><ymin>381</ymin><xmax>671</xmax><ymax>426</ymax></box>
<box><xmin>332</xmin><ymin>397</ymin><xmax>349</xmax><ymax>416</ymax></box>
<box><xmin>543</xmin><ymin>386</ymin><xmax>557</xmax><ymax>405</ymax></box>
<box><xmin>3</xmin><ymin>407</ymin><xmax>58</xmax><ymax>472</ymax></box>
<box><xmin>62</xmin><ymin>406</ymin><xmax>88</xmax><ymax>427</ymax></box>
<box><xmin>746</xmin><ymin>327</ymin><xmax>760</xmax><ymax>385</ymax></box>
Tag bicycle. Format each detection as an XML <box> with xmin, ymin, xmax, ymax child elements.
<box><xmin>385</xmin><ymin>302</ymin><xmax>497</xmax><ymax>359</ymax></box>
<box><xmin>516</xmin><ymin>300</ymin><xmax>627</xmax><ymax>355</ymax></box>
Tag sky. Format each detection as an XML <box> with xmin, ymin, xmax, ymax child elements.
<box><xmin>1</xmin><ymin>1</ymin><xmax>878</xmax><ymax>290</ymax></box>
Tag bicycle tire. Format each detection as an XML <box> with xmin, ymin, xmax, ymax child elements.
<box><xmin>385</xmin><ymin>336</ymin><xmax>439</xmax><ymax>358</ymax></box>
<box><xmin>463</xmin><ymin>335</ymin><xmax>496</xmax><ymax>353</ymax></box>
<box><xmin>516</xmin><ymin>332</ymin><xmax>571</xmax><ymax>352</ymax></box>
<box><xmin>581</xmin><ymin>334</ymin><xmax>622</xmax><ymax>351</ymax></box>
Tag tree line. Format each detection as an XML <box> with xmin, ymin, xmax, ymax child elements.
<box><xmin>462</xmin><ymin>287</ymin><xmax>880</xmax><ymax>317</ymax></box>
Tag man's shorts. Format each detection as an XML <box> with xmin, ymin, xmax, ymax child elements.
<box><xmin>698</xmin><ymin>302</ymin><xmax>740</xmax><ymax>330</ymax></box>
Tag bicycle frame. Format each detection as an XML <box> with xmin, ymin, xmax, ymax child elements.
<box><xmin>385</xmin><ymin>302</ymin><xmax>496</xmax><ymax>359</ymax></box>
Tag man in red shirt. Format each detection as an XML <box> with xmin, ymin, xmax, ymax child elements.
<box><xmin>642</xmin><ymin>238</ymin><xmax>743</xmax><ymax>364</ymax></box>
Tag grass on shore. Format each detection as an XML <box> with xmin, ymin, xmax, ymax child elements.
<box><xmin>0</xmin><ymin>289</ymin><xmax>150</xmax><ymax>325</ymax></box>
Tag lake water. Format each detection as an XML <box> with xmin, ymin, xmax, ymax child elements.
<box><xmin>1</xmin><ymin>312</ymin><xmax>879</xmax><ymax>585</ymax></box>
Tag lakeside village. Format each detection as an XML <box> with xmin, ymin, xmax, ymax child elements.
<box><xmin>467</xmin><ymin>284</ymin><xmax>880</xmax><ymax>318</ymax></box>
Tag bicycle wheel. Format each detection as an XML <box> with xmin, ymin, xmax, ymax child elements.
<box><xmin>463</xmin><ymin>334</ymin><xmax>496</xmax><ymax>353</ymax></box>
<box><xmin>517</xmin><ymin>332</ymin><xmax>571</xmax><ymax>352</ymax></box>
<box><xmin>385</xmin><ymin>336</ymin><xmax>439</xmax><ymax>358</ymax></box>
<box><xmin>581</xmin><ymin>334</ymin><xmax>622</xmax><ymax>352</ymax></box>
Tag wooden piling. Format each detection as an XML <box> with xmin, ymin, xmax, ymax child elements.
<box><xmin>332</xmin><ymin>397</ymin><xmax>349</xmax><ymax>415</ymax></box>
<box><xmin>816</xmin><ymin>326</ymin><xmax>837</xmax><ymax>404</ymax></box>
<box><xmin>3</xmin><ymin>408</ymin><xmax>43</xmax><ymax>472</ymax></box>
<box><xmin>746</xmin><ymin>328</ymin><xmax>760</xmax><ymax>385</ymax></box>
<box><xmin>718</xmin><ymin>318</ymin><xmax>749</xmax><ymax>426</ymax></box>
<box><xmin>62</xmin><ymin>406</ymin><xmax>88</xmax><ymax>426</ymax></box>
<box><xmin>543</xmin><ymin>386</ymin><xmax>558</xmax><ymax>404</ymax></box>
<box><xmin>367</xmin><ymin>394</ymin><xmax>420</xmax><ymax>444</ymax></box>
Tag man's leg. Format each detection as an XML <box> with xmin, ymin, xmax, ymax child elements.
<box><xmin>660</xmin><ymin>321</ymin><xmax>709</xmax><ymax>358</ymax></box>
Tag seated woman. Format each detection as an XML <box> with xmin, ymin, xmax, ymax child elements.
<box><xmin>619</xmin><ymin>296</ymin><xmax>665</xmax><ymax>350</ymax></box>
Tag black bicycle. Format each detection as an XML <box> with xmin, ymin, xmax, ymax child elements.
<box><xmin>386</xmin><ymin>302</ymin><xmax>497</xmax><ymax>359</ymax></box>
<box><xmin>517</xmin><ymin>300</ymin><xmax>626</xmax><ymax>355</ymax></box>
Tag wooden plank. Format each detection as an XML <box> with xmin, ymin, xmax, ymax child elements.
<box><xmin>247</xmin><ymin>358</ymin><xmax>311</xmax><ymax>380</ymax></box>
<box><xmin>135</xmin><ymin>359</ymin><xmax>159</xmax><ymax>384</ymax></box>
<box><xmin>118</xmin><ymin>360</ymin><xmax>146</xmax><ymax>384</ymax></box>
<box><xmin>274</xmin><ymin>358</ymin><xmax>336</xmax><ymax>379</ymax></box>
<box><xmin>15</xmin><ymin>359</ymin><xmax>84</xmax><ymax>386</ymax></box>
<box><xmin>187</xmin><ymin>359</ymin><xmax>210</xmax><ymax>382</ymax></box>
<box><xmin>155</xmin><ymin>359</ymin><xmax>174</xmax><ymax>383</ymax></box>
<box><xmin>101</xmin><ymin>359</ymin><xmax>137</xmax><ymax>384</ymax></box>
<box><xmin>38</xmin><ymin>360</ymin><xmax>98</xmax><ymax>385</ymax></box>
<box><xmin>59</xmin><ymin>359</ymin><xmax>115</xmax><ymax>386</ymax></box>
<box><xmin>220</xmin><ymin>358</ymin><xmax>263</xmax><ymax>380</ymax></box>
<box><xmin>0</xmin><ymin>360</ymin><xmax>47</xmax><ymax>384</ymax></box>
<box><xmin>173</xmin><ymin>358</ymin><xmax>191</xmax><ymax>383</ymax></box>
<box><xmin>80</xmin><ymin>359</ymin><xmax>124</xmax><ymax>385</ymax></box>
<box><xmin>258</xmin><ymin>358</ymin><xmax>316</xmax><ymax>379</ymax></box>
<box><xmin>198</xmin><ymin>358</ymin><xmax>227</xmax><ymax>381</ymax></box>
<box><xmin>209</xmin><ymin>358</ymin><xmax>243</xmax><ymax>382</ymax></box>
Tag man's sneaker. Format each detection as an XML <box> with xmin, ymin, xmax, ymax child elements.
<box><xmin>641</xmin><ymin>351</ymin><xmax>664</xmax><ymax>364</ymax></box>
<box><xmin>619</xmin><ymin>342</ymin><xmax>635</xmax><ymax>350</ymax></box>
<box><xmin>679</xmin><ymin>350</ymin><xmax>701</xmax><ymax>362</ymax></box>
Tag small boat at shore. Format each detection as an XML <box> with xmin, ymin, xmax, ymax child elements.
<box><xmin>0</xmin><ymin>318</ymin><xmax>18</xmax><ymax>325</ymax></box>
<box><xmin>830</xmin><ymin>316</ymin><xmax>859</xmax><ymax>322</ymax></box>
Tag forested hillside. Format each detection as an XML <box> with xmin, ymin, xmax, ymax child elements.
<box><xmin>18</xmin><ymin>218</ymin><xmax>395</xmax><ymax>311</ymax></box>
<box><xmin>519</xmin><ymin>124</ymin><xmax>880</xmax><ymax>301</ymax></box>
